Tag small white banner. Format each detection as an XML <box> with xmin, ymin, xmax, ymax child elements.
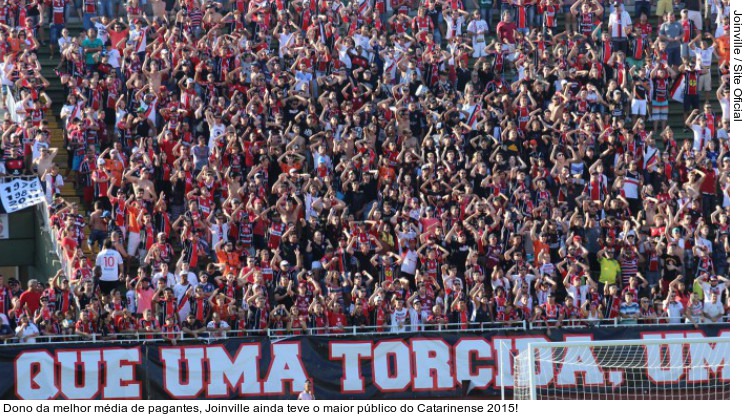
<box><xmin>0</xmin><ymin>177</ymin><xmax>46</xmax><ymax>213</ymax></box>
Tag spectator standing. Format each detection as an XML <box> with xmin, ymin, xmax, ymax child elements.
<box><xmin>607</xmin><ymin>1</ymin><xmax>632</xmax><ymax>53</ymax></box>
<box><xmin>659</xmin><ymin>12</ymin><xmax>683</xmax><ymax>66</ymax></box>
<box><xmin>95</xmin><ymin>239</ymin><xmax>124</xmax><ymax>295</ymax></box>
<box><xmin>17</xmin><ymin>280</ymin><xmax>43</xmax><ymax>318</ymax></box>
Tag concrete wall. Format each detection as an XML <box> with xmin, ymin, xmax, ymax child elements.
<box><xmin>0</xmin><ymin>205</ymin><xmax>61</xmax><ymax>283</ymax></box>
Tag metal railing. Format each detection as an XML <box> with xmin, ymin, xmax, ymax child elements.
<box><xmin>528</xmin><ymin>315</ymin><xmax>731</xmax><ymax>330</ymax></box>
<box><xmin>2</xmin><ymin>321</ymin><xmax>528</xmax><ymax>346</ymax></box>
<box><xmin>2</xmin><ymin>316</ymin><xmax>730</xmax><ymax>346</ymax></box>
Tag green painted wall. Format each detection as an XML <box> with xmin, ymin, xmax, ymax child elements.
<box><xmin>0</xmin><ymin>205</ymin><xmax>61</xmax><ymax>282</ymax></box>
<box><xmin>0</xmin><ymin>209</ymin><xmax>35</xmax><ymax>266</ymax></box>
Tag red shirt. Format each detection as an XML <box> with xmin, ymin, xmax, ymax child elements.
<box><xmin>496</xmin><ymin>21</ymin><xmax>516</xmax><ymax>44</ymax></box>
<box><xmin>327</xmin><ymin>311</ymin><xmax>347</xmax><ymax>333</ymax></box>
<box><xmin>700</xmin><ymin>169</ymin><xmax>717</xmax><ymax>194</ymax></box>
<box><xmin>18</xmin><ymin>290</ymin><xmax>42</xmax><ymax>316</ymax></box>
<box><xmin>51</xmin><ymin>0</ymin><xmax>68</xmax><ymax>25</ymax></box>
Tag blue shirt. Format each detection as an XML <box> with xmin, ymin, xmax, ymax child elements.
<box><xmin>619</xmin><ymin>302</ymin><xmax>640</xmax><ymax>323</ymax></box>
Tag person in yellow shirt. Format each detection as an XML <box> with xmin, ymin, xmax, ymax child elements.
<box><xmin>598</xmin><ymin>247</ymin><xmax>622</xmax><ymax>290</ymax></box>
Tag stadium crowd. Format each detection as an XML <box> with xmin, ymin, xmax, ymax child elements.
<box><xmin>0</xmin><ymin>0</ymin><xmax>732</xmax><ymax>343</ymax></box>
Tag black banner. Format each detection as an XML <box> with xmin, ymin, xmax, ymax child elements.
<box><xmin>0</xmin><ymin>325</ymin><xmax>729</xmax><ymax>400</ymax></box>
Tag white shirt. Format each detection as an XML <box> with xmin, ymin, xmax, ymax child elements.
<box><xmin>566</xmin><ymin>284</ymin><xmax>590</xmax><ymax>306</ymax></box>
<box><xmin>206</xmin><ymin>320</ymin><xmax>230</xmax><ymax>338</ymax></box>
<box><xmin>278</xmin><ymin>33</ymin><xmax>294</xmax><ymax>58</ymax></box>
<box><xmin>297</xmin><ymin>391</ymin><xmax>315</xmax><ymax>400</ymax></box>
<box><xmin>467</xmin><ymin>19</ymin><xmax>489</xmax><ymax>43</ymax></box>
<box><xmin>60</xmin><ymin>104</ymin><xmax>77</xmax><ymax>122</ymax></box>
<box><xmin>0</xmin><ymin>62</ymin><xmax>13</xmax><ymax>86</ymax></box>
<box><xmin>664</xmin><ymin>300</ymin><xmax>684</xmax><ymax>323</ymax></box>
<box><xmin>702</xmin><ymin>301</ymin><xmax>724</xmax><ymax>323</ymax></box>
<box><xmin>44</xmin><ymin>173</ymin><xmax>64</xmax><ymax>204</ymax></box>
<box><xmin>312</xmin><ymin>151</ymin><xmax>332</xmax><ymax>170</ymax></box>
<box><xmin>699</xmin><ymin>281</ymin><xmax>726</xmax><ymax>303</ymax></box>
<box><xmin>125</xmin><ymin>289</ymin><xmax>137</xmax><ymax>313</ymax></box>
<box><xmin>173</xmin><ymin>282</ymin><xmax>191</xmax><ymax>303</ymax></box>
<box><xmin>491</xmin><ymin>276</ymin><xmax>511</xmax><ymax>294</ymax></box>
<box><xmin>208</xmin><ymin>122</ymin><xmax>225</xmax><ymax>150</ymax></box>
<box><xmin>390</xmin><ymin>308</ymin><xmax>408</xmax><ymax>333</ymax></box>
<box><xmin>15</xmin><ymin>322</ymin><xmax>40</xmax><ymax>343</ymax></box>
<box><xmin>511</xmin><ymin>274</ymin><xmax>536</xmax><ymax>288</ymax></box>
<box><xmin>294</xmin><ymin>70</ymin><xmax>313</xmax><ymax>91</ymax></box>
<box><xmin>691</xmin><ymin>124</ymin><xmax>711</xmax><ymax>151</ymax></box>
<box><xmin>209</xmin><ymin>223</ymin><xmax>230</xmax><ymax>251</ymax></box>
<box><xmin>58</xmin><ymin>36</ymin><xmax>73</xmax><ymax>51</ymax></box>
<box><xmin>400</xmin><ymin>250</ymin><xmax>418</xmax><ymax>275</ymax></box>
<box><xmin>408</xmin><ymin>308</ymin><xmax>423</xmax><ymax>331</ymax></box>
<box><xmin>96</xmin><ymin>249</ymin><xmax>124</xmax><ymax>281</ymax></box>
<box><xmin>129</xmin><ymin>28</ymin><xmax>147</xmax><ymax>53</ymax></box>
<box><xmin>152</xmin><ymin>272</ymin><xmax>177</xmax><ymax>289</ymax></box>
<box><xmin>695</xmin><ymin>237</ymin><xmax>713</xmax><ymax>254</ymax></box>
<box><xmin>352</xmin><ymin>34</ymin><xmax>371</xmax><ymax>53</ymax></box>
<box><xmin>94</xmin><ymin>22</ymin><xmax>109</xmax><ymax>43</ymax></box>
<box><xmin>106</xmin><ymin>48</ymin><xmax>121</xmax><ymax>69</ymax></box>
<box><xmin>443</xmin><ymin>15</ymin><xmax>464</xmax><ymax>39</ymax></box>
<box><xmin>692</xmin><ymin>46</ymin><xmax>714</xmax><ymax>67</ymax></box>
<box><xmin>608</xmin><ymin>10</ymin><xmax>632</xmax><ymax>38</ymax></box>
<box><xmin>719</xmin><ymin>97</ymin><xmax>730</xmax><ymax>120</ymax></box>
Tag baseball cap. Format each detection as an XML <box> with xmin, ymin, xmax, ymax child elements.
<box><xmin>101</xmin><ymin>211</ymin><xmax>111</xmax><ymax>218</ymax></box>
<box><xmin>280</xmin><ymin>260</ymin><xmax>290</xmax><ymax>267</ymax></box>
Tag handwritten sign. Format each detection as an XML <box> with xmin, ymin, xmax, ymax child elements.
<box><xmin>0</xmin><ymin>178</ymin><xmax>45</xmax><ymax>213</ymax></box>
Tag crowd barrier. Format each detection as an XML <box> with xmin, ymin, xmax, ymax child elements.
<box><xmin>2</xmin><ymin>316</ymin><xmax>730</xmax><ymax>346</ymax></box>
<box><xmin>0</xmin><ymin>323</ymin><xmax>728</xmax><ymax>400</ymax></box>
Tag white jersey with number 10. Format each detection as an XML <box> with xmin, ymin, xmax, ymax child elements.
<box><xmin>96</xmin><ymin>249</ymin><xmax>123</xmax><ymax>281</ymax></box>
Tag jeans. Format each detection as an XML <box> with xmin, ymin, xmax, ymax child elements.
<box><xmin>88</xmin><ymin>229</ymin><xmax>108</xmax><ymax>249</ymax></box>
<box><xmin>67</xmin><ymin>1</ymin><xmax>82</xmax><ymax>19</ymax></box>
<box><xmin>666</xmin><ymin>45</ymin><xmax>682</xmax><ymax>66</ymax></box>
<box><xmin>50</xmin><ymin>23</ymin><xmax>65</xmax><ymax>45</ymax></box>
<box><xmin>526</xmin><ymin>5</ymin><xmax>535</xmax><ymax>27</ymax></box>
<box><xmin>701</xmin><ymin>193</ymin><xmax>716</xmax><ymax>222</ymax></box>
<box><xmin>636</xmin><ymin>2</ymin><xmax>651</xmax><ymax>18</ymax></box>
<box><xmin>83</xmin><ymin>13</ymin><xmax>95</xmax><ymax>31</ymax></box>
<box><xmin>98</xmin><ymin>0</ymin><xmax>114</xmax><ymax>18</ymax></box>
<box><xmin>481</xmin><ymin>7</ymin><xmax>493</xmax><ymax>30</ymax></box>
<box><xmin>646</xmin><ymin>271</ymin><xmax>660</xmax><ymax>287</ymax></box>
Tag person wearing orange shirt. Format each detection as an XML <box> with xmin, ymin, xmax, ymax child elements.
<box><xmin>101</xmin><ymin>148</ymin><xmax>125</xmax><ymax>189</ymax></box>
<box><xmin>530</xmin><ymin>222</ymin><xmax>551</xmax><ymax>266</ymax></box>
<box><xmin>215</xmin><ymin>240</ymin><xmax>241</xmax><ymax>275</ymax></box>
<box><xmin>714</xmin><ymin>25</ymin><xmax>730</xmax><ymax>65</ymax></box>
<box><xmin>278</xmin><ymin>150</ymin><xmax>306</xmax><ymax>174</ymax></box>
